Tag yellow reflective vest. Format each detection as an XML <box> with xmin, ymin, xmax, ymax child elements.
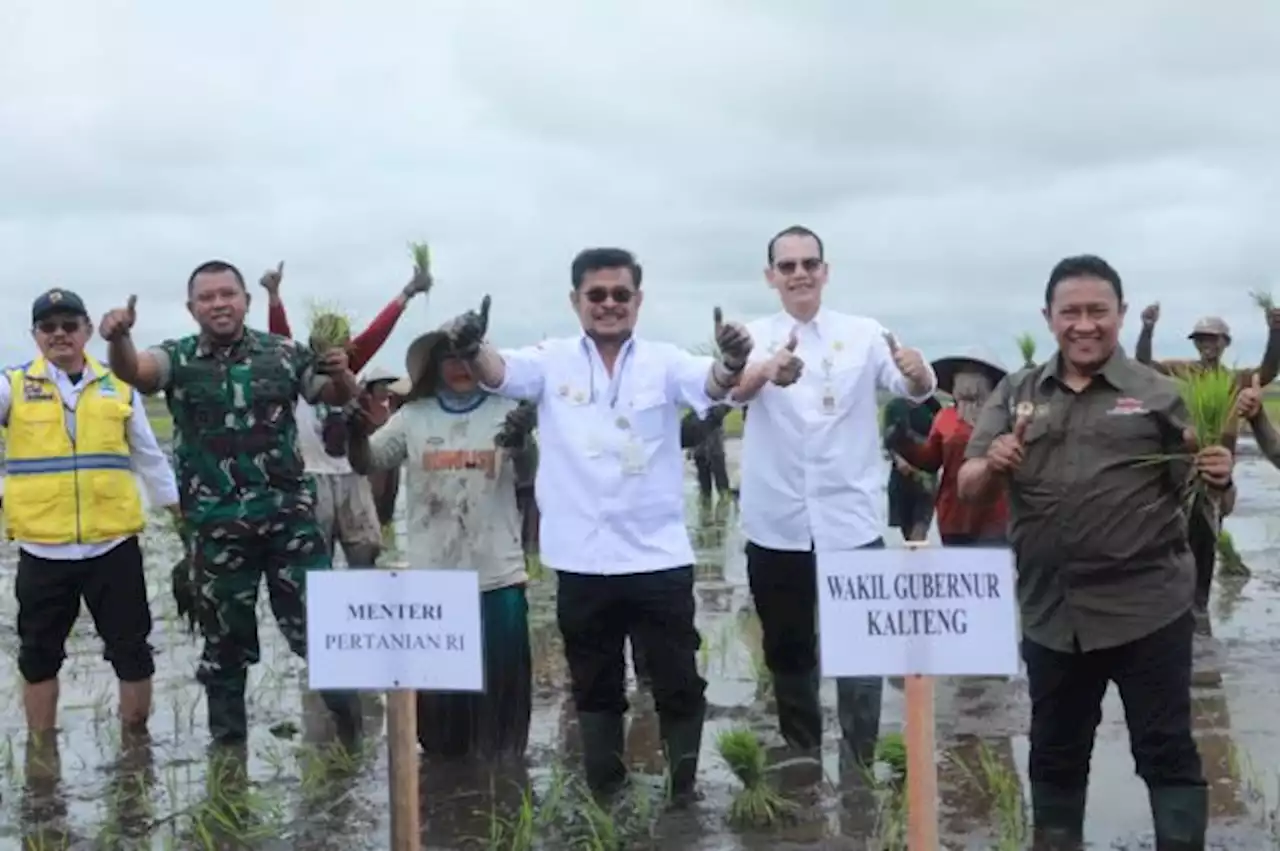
<box><xmin>4</xmin><ymin>355</ymin><xmax>145</xmax><ymax>544</ymax></box>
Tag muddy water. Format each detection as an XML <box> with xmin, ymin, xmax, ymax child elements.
<box><xmin>2</xmin><ymin>443</ymin><xmax>1279</xmax><ymax>849</ymax></box>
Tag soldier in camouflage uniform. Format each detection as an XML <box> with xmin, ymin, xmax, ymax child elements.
<box><xmin>99</xmin><ymin>260</ymin><xmax>362</xmax><ymax>746</ymax></box>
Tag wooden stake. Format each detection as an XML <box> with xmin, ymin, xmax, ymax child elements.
<box><xmin>387</xmin><ymin>689</ymin><xmax>421</xmax><ymax>850</ymax></box>
<box><xmin>902</xmin><ymin>540</ymin><xmax>939</xmax><ymax>850</ymax></box>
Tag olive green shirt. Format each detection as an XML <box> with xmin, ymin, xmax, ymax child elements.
<box><xmin>964</xmin><ymin>350</ymin><xmax>1196</xmax><ymax>653</ymax></box>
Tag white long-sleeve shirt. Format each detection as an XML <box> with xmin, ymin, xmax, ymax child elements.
<box><xmin>737</xmin><ymin>309</ymin><xmax>937</xmax><ymax>552</ymax></box>
<box><xmin>0</xmin><ymin>359</ymin><xmax>179</xmax><ymax>560</ymax></box>
<box><xmin>489</xmin><ymin>333</ymin><xmax>715</xmax><ymax>576</ymax></box>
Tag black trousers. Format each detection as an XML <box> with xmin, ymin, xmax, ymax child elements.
<box><xmin>15</xmin><ymin>536</ymin><xmax>155</xmax><ymax>684</ymax></box>
<box><xmin>694</xmin><ymin>452</ymin><xmax>730</xmax><ymax>498</ymax></box>
<box><xmin>556</xmin><ymin>566</ymin><xmax>705</xmax><ymax>719</ymax></box>
<box><xmin>745</xmin><ymin>538</ymin><xmax>885</xmax><ymax>676</ymax></box>
<box><xmin>1023</xmin><ymin>612</ymin><xmax>1204</xmax><ymax>791</ymax></box>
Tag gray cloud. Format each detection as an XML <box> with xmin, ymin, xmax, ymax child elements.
<box><xmin>2</xmin><ymin>1</ymin><xmax>1279</xmax><ymax>373</ymax></box>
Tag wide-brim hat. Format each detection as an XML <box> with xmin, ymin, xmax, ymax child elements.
<box><xmin>403</xmin><ymin>330</ymin><xmax>454</xmax><ymax>400</ymax></box>
<box><xmin>386</xmin><ymin>376</ymin><xmax>412</xmax><ymax>397</ymax></box>
<box><xmin>1188</xmin><ymin>316</ymin><xmax>1231</xmax><ymax>343</ymax></box>
<box><xmin>930</xmin><ymin>349</ymin><xmax>1008</xmax><ymax>396</ymax></box>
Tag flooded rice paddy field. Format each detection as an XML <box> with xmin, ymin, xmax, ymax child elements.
<box><xmin>3</xmin><ymin>441</ymin><xmax>1280</xmax><ymax>849</ymax></box>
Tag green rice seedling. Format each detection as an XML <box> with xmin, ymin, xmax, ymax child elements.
<box><xmin>875</xmin><ymin>732</ymin><xmax>908</xmax><ymax>784</ymax></box>
<box><xmin>1015</xmin><ymin>333</ymin><xmax>1036</xmax><ymax>368</ymax></box>
<box><xmin>717</xmin><ymin>728</ymin><xmax>798</xmax><ymax>829</ymax></box>
<box><xmin>306</xmin><ymin>301</ymin><xmax>354</xmax><ymax>351</ymax></box>
<box><xmin>409</xmin><ymin>240</ymin><xmax>432</xmax><ymax>276</ymax></box>
<box><xmin>1251</xmin><ymin>290</ymin><xmax>1275</xmax><ymax>312</ymax></box>
<box><xmin>1217</xmin><ymin>528</ymin><xmax>1251</xmax><ymax>577</ymax></box>
<box><xmin>1132</xmin><ymin>366</ymin><xmax>1239</xmax><ymax>506</ymax></box>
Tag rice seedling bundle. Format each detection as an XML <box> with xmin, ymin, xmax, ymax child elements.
<box><xmin>1178</xmin><ymin>366</ymin><xmax>1239</xmax><ymax>449</ymax></box>
<box><xmin>307</xmin><ymin>300</ymin><xmax>354</xmax><ymax>351</ymax></box>
<box><xmin>1250</xmin><ymin>289</ymin><xmax>1275</xmax><ymax>312</ymax></box>
<box><xmin>1015</xmin><ymin>333</ymin><xmax>1036</xmax><ymax>368</ymax></box>
<box><xmin>410</xmin><ymin>241</ymin><xmax>432</xmax><ymax>276</ymax></box>
<box><xmin>717</xmin><ymin>728</ymin><xmax>798</xmax><ymax>828</ymax></box>
<box><xmin>875</xmin><ymin>732</ymin><xmax>909</xmax><ymax>782</ymax></box>
<box><xmin>1216</xmin><ymin>528</ymin><xmax>1250</xmax><ymax>578</ymax></box>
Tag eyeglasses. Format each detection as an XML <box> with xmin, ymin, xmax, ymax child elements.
<box><xmin>775</xmin><ymin>258</ymin><xmax>823</xmax><ymax>275</ymax></box>
<box><xmin>582</xmin><ymin>286</ymin><xmax>635</xmax><ymax>304</ymax></box>
<box><xmin>36</xmin><ymin>319</ymin><xmax>82</xmax><ymax>334</ymax></box>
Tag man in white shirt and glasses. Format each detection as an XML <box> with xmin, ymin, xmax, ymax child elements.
<box><xmin>733</xmin><ymin>226</ymin><xmax>937</xmax><ymax>767</ymax></box>
<box><xmin>440</xmin><ymin>247</ymin><xmax>754</xmax><ymax>804</ymax></box>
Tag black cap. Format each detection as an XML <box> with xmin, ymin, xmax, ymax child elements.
<box><xmin>32</xmin><ymin>289</ymin><xmax>89</xmax><ymax>324</ymax></box>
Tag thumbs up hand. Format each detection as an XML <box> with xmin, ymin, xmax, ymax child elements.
<box><xmin>99</xmin><ymin>295</ymin><xmax>138</xmax><ymax>342</ymax></box>
<box><xmin>712</xmin><ymin>305</ymin><xmax>753</xmax><ymax>372</ymax></box>
<box><xmin>766</xmin><ymin>331</ymin><xmax>804</xmax><ymax>387</ymax></box>
<box><xmin>445</xmin><ymin>295</ymin><xmax>491</xmax><ymax>359</ymax></box>
<box><xmin>882</xmin><ymin>329</ymin><xmax>930</xmax><ymax>391</ymax></box>
<box><xmin>1236</xmin><ymin>371</ymin><xmax>1265</xmax><ymax>420</ymax></box>
<box><xmin>259</xmin><ymin>261</ymin><xmax>285</xmax><ymax>295</ymax></box>
<box><xmin>986</xmin><ymin>406</ymin><xmax>1030</xmax><ymax>473</ymax></box>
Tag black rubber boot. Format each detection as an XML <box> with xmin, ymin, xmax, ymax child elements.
<box><xmin>836</xmin><ymin>676</ymin><xmax>883</xmax><ymax>768</ymax></box>
<box><xmin>319</xmin><ymin>690</ymin><xmax>362</xmax><ymax>747</ymax></box>
<box><xmin>659</xmin><ymin>706</ymin><xmax>705</xmax><ymax>806</ymax></box>
<box><xmin>773</xmin><ymin>671</ymin><xmax>822</xmax><ymax>750</ymax></box>
<box><xmin>1030</xmin><ymin>783</ymin><xmax>1086</xmax><ymax>850</ymax></box>
<box><xmin>1149</xmin><ymin>785</ymin><xmax>1207</xmax><ymax>850</ymax></box>
<box><xmin>577</xmin><ymin>712</ymin><xmax>627</xmax><ymax>797</ymax></box>
<box><xmin>205</xmin><ymin>677</ymin><xmax>248</xmax><ymax>745</ymax></box>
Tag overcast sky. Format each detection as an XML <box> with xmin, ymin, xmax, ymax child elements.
<box><xmin>3</xmin><ymin>1</ymin><xmax>1279</xmax><ymax>376</ymax></box>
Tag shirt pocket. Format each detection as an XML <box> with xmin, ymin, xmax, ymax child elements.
<box><xmin>626</xmin><ymin>390</ymin><xmax>668</xmax><ymax>442</ymax></box>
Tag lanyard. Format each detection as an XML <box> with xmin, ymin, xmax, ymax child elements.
<box><xmin>583</xmin><ymin>338</ymin><xmax>635</xmax><ymax>410</ymax></box>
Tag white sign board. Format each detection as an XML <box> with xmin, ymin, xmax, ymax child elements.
<box><xmin>306</xmin><ymin>569</ymin><xmax>484</xmax><ymax>691</ymax></box>
<box><xmin>817</xmin><ymin>546</ymin><xmax>1019</xmax><ymax>677</ymax></box>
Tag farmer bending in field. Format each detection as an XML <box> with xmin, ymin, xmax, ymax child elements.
<box><xmin>349</xmin><ymin>322</ymin><xmax>537</xmax><ymax>760</ymax></box>
<box><xmin>100</xmin><ymin>260</ymin><xmax>362</xmax><ymax>747</ymax></box>
<box><xmin>447</xmin><ymin>247</ymin><xmax>754</xmax><ymax>803</ymax></box>
<box><xmin>882</xmin><ymin>395</ymin><xmax>941</xmax><ymax>542</ymax></box>
<box><xmin>260</xmin><ymin>260</ymin><xmax>432</xmax><ymax>567</ymax></box>
<box><xmin>888</xmin><ymin>350</ymin><xmax>1009</xmax><ymax>546</ymax></box>
<box><xmin>1</xmin><ymin>289</ymin><xmax>180</xmax><ymax>737</ymax></box>
<box><xmin>1134</xmin><ymin>306</ymin><xmax>1278</xmax><ymax>632</ymax></box>
<box><xmin>732</xmin><ymin>225</ymin><xmax>936</xmax><ymax>766</ymax></box>
<box><xmin>960</xmin><ymin>254</ymin><xmax>1235</xmax><ymax>849</ymax></box>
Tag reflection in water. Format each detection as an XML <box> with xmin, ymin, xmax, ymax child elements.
<box><xmin>1213</xmin><ymin>575</ymin><xmax>1250</xmax><ymax>625</ymax></box>
<box><xmin>625</xmin><ymin>690</ymin><xmax>664</xmax><ymax>775</ymax></box>
<box><xmin>99</xmin><ymin>728</ymin><xmax>156</xmax><ymax>847</ymax></box>
<box><xmin>420</xmin><ymin>758</ymin><xmax>531</xmax><ymax>850</ymax></box>
<box><xmin>21</xmin><ymin>733</ymin><xmax>71</xmax><ymax>849</ymax></box>
<box><xmin>1193</xmin><ymin>683</ymin><xmax>1249</xmax><ymax>820</ymax></box>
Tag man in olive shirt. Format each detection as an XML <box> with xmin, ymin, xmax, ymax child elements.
<box><xmin>959</xmin><ymin>255</ymin><xmax>1233</xmax><ymax>850</ymax></box>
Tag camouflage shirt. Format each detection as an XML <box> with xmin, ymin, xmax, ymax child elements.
<box><xmin>147</xmin><ymin>329</ymin><xmax>328</xmax><ymax>527</ymax></box>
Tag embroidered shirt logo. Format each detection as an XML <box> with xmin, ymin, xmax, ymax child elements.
<box><xmin>1106</xmin><ymin>397</ymin><xmax>1147</xmax><ymax>415</ymax></box>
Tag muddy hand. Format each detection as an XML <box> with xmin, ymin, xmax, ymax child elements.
<box><xmin>99</xmin><ymin>295</ymin><xmax>137</xmax><ymax>342</ymax></box>
<box><xmin>1194</xmin><ymin>444</ymin><xmax>1234</xmax><ymax>488</ymax></box>
<box><xmin>494</xmin><ymin>402</ymin><xmax>537</xmax><ymax>448</ymax></box>
<box><xmin>770</xmin><ymin>332</ymin><xmax>803</xmax><ymax>387</ymax></box>
<box><xmin>1141</xmin><ymin>301</ymin><xmax>1159</xmax><ymax>327</ymax></box>
<box><xmin>1236</xmin><ymin>372</ymin><xmax>1264</xmax><ymax>420</ymax></box>
<box><xmin>883</xmin><ymin>330</ymin><xmax>928</xmax><ymax>385</ymax></box>
<box><xmin>260</xmin><ymin>261</ymin><xmax>284</xmax><ymax>295</ymax></box>
<box><xmin>713</xmin><ymin>306</ymin><xmax>752</xmax><ymax>371</ymax></box>
<box><xmin>448</xmin><ymin>294</ymin><xmax>491</xmax><ymax>358</ymax></box>
<box><xmin>988</xmin><ymin>412</ymin><xmax>1029</xmax><ymax>472</ymax></box>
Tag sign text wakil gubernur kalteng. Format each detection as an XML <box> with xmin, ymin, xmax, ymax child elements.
<box><xmin>824</xmin><ymin>569</ymin><xmax>1003</xmax><ymax>637</ymax></box>
<box><xmin>322</xmin><ymin>601</ymin><xmax>468</xmax><ymax>652</ymax></box>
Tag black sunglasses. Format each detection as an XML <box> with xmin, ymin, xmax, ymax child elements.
<box><xmin>582</xmin><ymin>286</ymin><xmax>635</xmax><ymax>304</ymax></box>
<box><xmin>36</xmin><ymin>319</ymin><xmax>82</xmax><ymax>334</ymax></box>
<box><xmin>775</xmin><ymin>257</ymin><xmax>823</xmax><ymax>275</ymax></box>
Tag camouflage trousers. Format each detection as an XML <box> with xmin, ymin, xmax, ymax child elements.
<box><xmin>190</xmin><ymin>501</ymin><xmax>330</xmax><ymax>687</ymax></box>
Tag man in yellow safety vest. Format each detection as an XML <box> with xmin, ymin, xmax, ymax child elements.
<box><xmin>1</xmin><ymin>288</ymin><xmax>180</xmax><ymax>737</ymax></box>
